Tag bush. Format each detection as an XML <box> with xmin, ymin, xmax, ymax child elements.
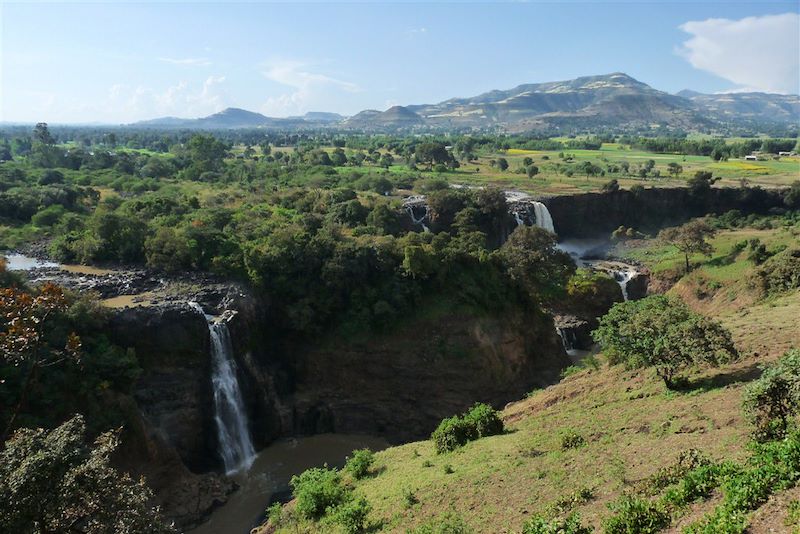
<box><xmin>431</xmin><ymin>403</ymin><xmax>504</xmax><ymax>453</ymax></box>
<box><xmin>560</xmin><ymin>430</ymin><xmax>586</xmax><ymax>450</ymax></box>
<box><xmin>743</xmin><ymin>349</ymin><xmax>800</xmax><ymax>441</ymax></box>
<box><xmin>752</xmin><ymin>248</ymin><xmax>800</xmax><ymax>295</ymax></box>
<box><xmin>31</xmin><ymin>204</ymin><xmax>66</xmax><ymax>227</ymax></box>
<box><xmin>523</xmin><ymin>513</ymin><xmax>593</xmax><ymax>534</ymax></box>
<box><xmin>290</xmin><ymin>467</ymin><xmax>348</xmax><ymax>520</ymax></box>
<box><xmin>345</xmin><ymin>449</ymin><xmax>375</xmax><ymax>480</ymax></box>
<box><xmin>409</xmin><ymin>511</ymin><xmax>473</xmax><ymax>534</ymax></box>
<box><xmin>462</xmin><ymin>403</ymin><xmax>504</xmax><ymax>438</ymax></box>
<box><xmin>602</xmin><ymin>495</ymin><xmax>670</xmax><ymax>534</ymax></box>
<box><xmin>325</xmin><ymin>496</ymin><xmax>371</xmax><ymax>534</ymax></box>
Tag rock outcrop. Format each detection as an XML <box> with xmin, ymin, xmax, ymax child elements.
<box><xmin>546</xmin><ymin>186</ymin><xmax>786</xmax><ymax>239</ymax></box>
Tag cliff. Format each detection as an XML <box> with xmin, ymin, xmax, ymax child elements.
<box><xmin>546</xmin><ymin>186</ymin><xmax>786</xmax><ymax>239</ymax></box>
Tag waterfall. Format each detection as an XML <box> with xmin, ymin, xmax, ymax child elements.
<box><xmin>612</xmin><ymin>268</ymin><xmax>637</xmax><ymax>301</ymax></box>
<box><xmin>556</xmin><ymin>327</ymin><xmax>577</xmax><ymax>352</ymax></box>
<box><xmin>531</xmin><ymin>201</ymin><xmax>555</xmax><ymax>234</ymax></box>
<box><xmin>403</xmin><ymin>195</ymin><xmax>431</xmax><ymax>233</ymax></box>
<box><xmin>189</xmin><ymin>302</ymin><xmax>256</xmax><ymax>474</ymax></box>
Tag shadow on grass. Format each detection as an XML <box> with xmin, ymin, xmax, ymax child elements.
<box><xmin>673</xmin><ymin>362</ymin><xmax>763</xmax><ymax>393</ymax></box>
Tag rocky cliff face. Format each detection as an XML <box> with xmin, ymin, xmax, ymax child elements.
<box><xmin>285</xmin><ymin>309</ymin><xmax>569</xmax><ymax>443</ymax></box>
<box><xmin>546</xmin><ymin>186</ymin><xmax>786</xmax><ymax>239</ymax></box>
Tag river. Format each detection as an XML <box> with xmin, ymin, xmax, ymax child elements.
<box><xmin>190</xmin><ymin>433</ymin><xmax>389</xmax><ymax>534</ymax></box>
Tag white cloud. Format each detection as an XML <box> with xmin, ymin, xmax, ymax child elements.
<box><xmin>678</xmin><ymin>13</ymin><xmax>800</xmax><ymax>94</ymax></box>
<box><xmin>260</xmin><ymin>59</ymin><xmax>359</xmax><ymax>116</ymax></box>
<box><xmin>100</xmin><ymin>75</ymin><xmax>228</xmax><ymax>122</ymax></box>
<box><xmin>157</xmin><ymin>57</ymin><xmax>212</xmax><ymax>67</ymax></box>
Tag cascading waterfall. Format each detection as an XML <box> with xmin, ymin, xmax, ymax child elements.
<box><xmin>556</xmin><ymin>327</ymin><xmax>576</xmax><ymax>352</ymax></box>
<box><xmin>611</xmin><ymin>268</ymin><xmax>637</xmax><ymax>301</ymax></box>
<box><xmin>403</xmin><ymin>195</ymin><xmax>430</xmax><ymax>232</ymax></box>
<box><xmin>530</xmin><ymin>201</ymin><xmax>555</xmax><ymax>234</ymax></box>
<box><xmin>189</xmin><ymin>302</ymin><xmax>256</xmax><ymax>474</ymax></box>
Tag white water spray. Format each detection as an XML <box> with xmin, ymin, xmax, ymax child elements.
<box><xmin>189</xmin><ymin>302</ymin><xmax>255</xmax><ymax>474</ymax></box>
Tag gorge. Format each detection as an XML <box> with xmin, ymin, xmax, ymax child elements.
<box><xmin>4</xmin><ymin>183</ymin><xmax>791</xmax><ymax>532</ymax></box>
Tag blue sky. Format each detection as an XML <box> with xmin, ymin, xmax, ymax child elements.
<box><xmin>2</xmin><ymin>1</ymin><xmax>798</xmax><ymax>123</ymax></box>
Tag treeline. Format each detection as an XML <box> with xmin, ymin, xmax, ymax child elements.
<box><xmin>621</xmin><ymin>136</ymin><xmax>800</xmax><ymax>159</ymax></box>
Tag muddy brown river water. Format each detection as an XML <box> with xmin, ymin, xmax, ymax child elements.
<box><xmin>190</xmin><ymin>434</ymin><xmax>389</xmax><ymax>534</ymax></box>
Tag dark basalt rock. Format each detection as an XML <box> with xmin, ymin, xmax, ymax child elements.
<box><xmin>546</xmin><ymin>186</ymin><xmax>786</xmax><ymax>239</ymax></box>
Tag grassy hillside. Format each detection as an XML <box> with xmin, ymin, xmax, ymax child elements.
<box><xmin>259</xmin><ymin>215</ymin><xmax>800</xmax><ymax>533</ymax></box>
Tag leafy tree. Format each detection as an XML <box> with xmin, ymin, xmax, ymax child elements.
<box><xmin>601</xmin><ymin>179</ymin><xmax>620</xmax><ymax>193</ymax></box>
<box><xmin>784</xmin><ymin>180</ymin><xmax>800</xmax><ymax>209</ymax></box>
<box><xmin>593</xmin><ymin>295</ymin><xmax>737</xmax><ymax>387</ymax></box>
<box><xmin>687</xmin><ymin>171</ymin><xmax>719</xmax><ymax>196</ymax></box>
<box><xmin>658</xmin><ymin>220</ymin><xmax>716</xmax><ymax>274</ymax></box>
<box><xmin>498</xmin><ymin>226</ymin><xmax>575</xmax><ymax>301</ymax></box>
<box><xmin>415</xmin><ymin>142</ymin><xmax>451</xmax><ymax>170</ymax></box>
<box><xmin>667</xmin><ymin>162</ymin><xmax>683</xmax><ymax>178</ymax></box>
<box><xmin>0</xmin><ymin>283</ymin><xmax>80</xmax><ymax>442</ymax></box>
<box><xmin>33</xmin><ymin>123</ymin><xmax>55</xmax><ymax>146</ymax></box>
<box><xmin>144</xmin><ymin>227</ymin><xmax>192</xmax><ymax>272</ymax></box>
<box><xmin>496</xmin><ymin>157</ymin><xmax>509</xmax><ymax>171</ymax></box>
<box><xmin>526</xmin><ymin>165</ymin><xmax>539</xmax><ymax>179</ymax></box>
<box><xmin>0</xmin><ymin>415</ymin><xmax>175</xmax><ymax>533</ymax></box>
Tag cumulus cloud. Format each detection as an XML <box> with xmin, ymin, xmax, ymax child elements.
<box><xmin>101</xmin><ymin>75</ymin><xmax>228</xmax><ymax>122</ymax></box>
<box><xmin>678</xmin><ymin>13</ymin><xmax>800</xmax><ymax>94</ymax></box>
<box><xmin>260</xmin><ymin>59</ymin><xmax>359</xmax><ymax>116</ymax></box>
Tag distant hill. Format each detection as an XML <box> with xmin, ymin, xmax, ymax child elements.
<box><xmin>677</xmin><ymin>90</ymin><xmax>800</xmax><ymax>125</ymax></box>
<box><xmin>343</xmin><ymin>105</ymin><xmax>423</xmax><ymax>129</ymax></box>
<box><xmin>132</xmin><ymin>73</ymin><xmax>800</xmax><ymax>132</ymax></box>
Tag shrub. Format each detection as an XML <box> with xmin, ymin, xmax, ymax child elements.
<box><xmin>409</xmin><ymin>511</ymin><xmax>473</xmax><ymax>534</ymax></box>
<box><xmin>402</xmin><ymin>487</ymin><xmax>419</xmax><ymax>509</ymax></box>
<box><xmin>325</xmin><ymin>496</ymin><xmax>371</xmax><ymax>534</ymax></box>
<box><xmin>602</xmin><ymin>495</ymin><xmax>670</xmax><ymax>534</ymax></box>
<box><xmin>345</xmin><ymin>448</ymin><xmax>375</xmax><ymax>480</ymax></box>
<box><xmin>560</xmin><ymin>430</ymin><xmax>586</xmax><ymax>450</ymax></box>
<box><xmin>523</xmin><ymin>513</ymin><xmax>593</xmax><ymax>534</ymax></box>
<box><xmin>431</xmin><ymin>403</ymin><xmax>504</xmax><ymax>453</ymax></box>
<box><xmin>462</xmin><ymin>403</ymin><xmax>504</xmax><ymax>438</ymax></box>
<box><xmin>663</xmin><ymin>462</ymin><xmax>737</xmax><ymax>507</ymax></box>
<box><xmin>31</xmin><ymin>204</ymin><xmax>66</xmax><ymax>227</ymax></box>
<box><xmin>752</xmin><ymin>248</ymin><xmax>800</xmax><ymax>295</ymax></box>
<box><xmin>432</xmin><ymin>416</ymin><xmax>477</xmax><ymax>453</ymax></box>
<box><xmin>290</xmin><ymin>467</ymin><xmax>348</xmax><ymax>520</ymax></box>
<box><xmin>743</xmin><ymin>349</ymin><xmax>800</xmax><ymax>441</ymax></box>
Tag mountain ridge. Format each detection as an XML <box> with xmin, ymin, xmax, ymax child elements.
<box><xmin>132</xmin><ymin>73</ymin><xmax>800</xmax><ymax>132</ymax></box>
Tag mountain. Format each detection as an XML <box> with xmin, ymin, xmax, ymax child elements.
<box><xmin>405</xmin><ymin>73</ymin><xmax>709</xmax><ymax>132</ymax></box>
<box><xmin>132</xmin><ymin>74</ymin><xmax>800</xmax><ymax>132</ymax></box>
<box><xmin>133</xmin><ymin>107</ymin><xmax>342</xmax><ymax>129</ymax></box>
<box><xmin>343</xmin><ymin>105</ymin><xmax>423</xmax><ymax>129</ymax></box>
<box><xmin>677</xmin><ymin>90</ymin><xmax>800</xmax><ymax>124</ymax></box>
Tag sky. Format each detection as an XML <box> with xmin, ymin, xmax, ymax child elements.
<box><xmin>1</xmin><ymin>1</ymin><xmax>798</xmax><ymax>124</ymax></box>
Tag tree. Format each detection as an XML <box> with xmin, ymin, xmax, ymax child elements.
<box><xmin>330</xmin><ymin>148</ymin><xmax>347</xmax><ymax>166</ymax></box>
<box><xmin>498</xmin><ymin>226</ymin><xmax>575</xmax><ymax>301</ymax></box>
<box><xmin>33</xmin><ymin>123</ymin><xmax>55</xmax><ymax>146</ymax></box>
<box><xmin>0</xmin><ymin>283</ymin><xmax>80</xmax><ymax>442</ymax></box>
<box><xmin>496</xmin><ymin>157</ymin><xmax>509</xmax><ymax>171</ymax></box>
<box><xmin>667</xmin><ymin>162</ymin><xmax>683</xmax><ymax>178</ymax></box>
<box><xmin>0</xmin><ymin>415</ymin><xmax>175</xmax><ymax>533</ymax></box>
<box><xmin>658</xmin><ymin>220</ymin><xmax>716</xmax><ymax>274</ymax></box>
<box><xmin>415</xmin><ymin>142</ymin><xmax>451</xmax><ymax>170</ymax></box>
<box><xmin>687</xmin><ymin>171</ymin><xmax>719</xmax><ymax>196</ymax></box>
<box><xmin>526</xmin><ymin>165</ymin><xmax>539</xmax><ymax>179</ymax></box>
<box><xmin>601</xmin><ymin>179</ymin><xmax>620</xmax><ymax>193</ymax></box>
<box><xmin>593</xmin><ymin>295</ymin><xmax>737</xmax><ymax>388</ymax></box>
